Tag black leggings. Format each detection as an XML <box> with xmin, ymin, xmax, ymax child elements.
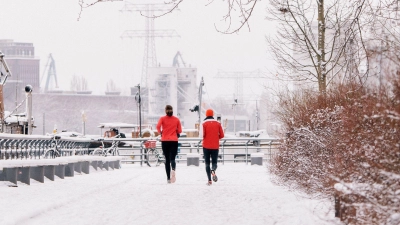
<box><xmin>161</xmin><ymin>141</ymin><xmax>178</xmax><ymax>180</ymax></box>
<box><xmin>203</xmin><ymin>148</ymin><xmax>219</xmax><ymax>181</ymax></box>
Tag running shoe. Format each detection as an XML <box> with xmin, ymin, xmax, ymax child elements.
<box><xmin>207</xmin><ymin>181</ymin><xmax>212</xmax><ymax>186</ymax></box>
<box><xmin>211</xmin><ymin>170</ymin><xmax>218</xmax><ymax>182</ymax></box>
<box><xmin>171</xmin><ymin>170</ymin><xmax>176</xmax><ymax>183</ymax></box>
<box><xmin>167</xmin><ymin>179</ymin><xmax>171</xmax><ymax>184</ymax></box>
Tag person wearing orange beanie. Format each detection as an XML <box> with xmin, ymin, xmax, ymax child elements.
<box><xmin>202</xmin><ymin>108</ymin><xmax>224</xmax><ymax>185</ymax></box>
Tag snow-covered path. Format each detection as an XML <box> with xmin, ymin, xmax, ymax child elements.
<box><xmin>1</xmin><ymin>163</ymin><xmax>340</xmax><ymax>225</ymax></box>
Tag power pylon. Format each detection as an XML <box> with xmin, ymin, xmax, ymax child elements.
<box><xmin>120</xmin><ymin>2</ymin><xmax>180</xmax><ymax>87</ymax></box>
<box><xmin>215</xmin><ymin>69</ymin><xmax>263</xmax><ymax>103</ymax></box>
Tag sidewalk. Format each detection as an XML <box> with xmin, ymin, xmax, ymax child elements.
<box><xmin>1</xmin><ymin>163</ymin><xmax>341</xmax><ymax>225</ymax></box>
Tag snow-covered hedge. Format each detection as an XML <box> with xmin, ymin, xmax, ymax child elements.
<box><xmin>270</xmin><ymin>74</ymin><xmax>400</xmax><ymax>224</ymax></box>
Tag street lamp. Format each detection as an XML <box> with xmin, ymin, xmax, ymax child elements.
<box><xmin>198</xmin><ymin>77</ymin><xmax>204</xmax><ymax>137</ymax></box>
<box><xmin>230</xmin><ymin>98</ymin><xmax>244</xmax><ymax>135</ymax></box>
<box><xmin>233</xmin><ymin>99</ymin><xmax>237</xmax><ymax>135</ymax></box>
<box><xmin>135</xmin><ymin>84</ymin><xmax>142</xmax><ymax>137</ymax></box>
<box><xmin>81</xmin><ymin>110</ymin><xmax>87</xmax><ymax>136</ymax></box>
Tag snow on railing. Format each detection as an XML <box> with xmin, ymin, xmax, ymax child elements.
<box><xmin>0</xmin><ymin>133</ymin><xmax>92</xmax><ymax>160</ymax></box>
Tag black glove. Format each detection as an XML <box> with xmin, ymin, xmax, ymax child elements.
<box><xmin>177</xmin><ymin>133</ymin><xmax>180</xmax><ymax>138</ymax></box>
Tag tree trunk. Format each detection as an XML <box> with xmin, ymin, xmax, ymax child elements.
<box><xmin>317</xmin><ymin>0</ymin><xmax>327</xmax><ymax>93</ymax></box>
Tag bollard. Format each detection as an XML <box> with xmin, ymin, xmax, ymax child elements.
<box><xmin>250</xmin><ymin>153</ymin><xmax>263</xmax><ymax>165</ymax></box>
<box><xmin>186</xmin><ymin>153</ymin><xmax>200</xmax><ymax>166</ymax></box>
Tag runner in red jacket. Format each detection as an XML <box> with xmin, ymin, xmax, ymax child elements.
<box><xmin>157</xmin><ymin>105</ymin><xmax>182</xmax><ymax>184</ymax></box>
<box><xmin>202</xmin><ymin>108</ymin><xmax>224</xmax><ymax>185</ymax></box>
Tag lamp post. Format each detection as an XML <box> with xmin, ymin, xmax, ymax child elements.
<box><xmin>198</xmin><ymin>77</ymin><xmax>204</xmax><ymax>137</ymax></box>
<box><xmin>135</xmin><ymin>84</ymin><xmax>142</xmax><ymax>137</ymax></box>
<box><xmin>232</xmin><ymin>99</ymin><xmax>237</xmax><ymax>135</ymax></box>
<box><xmin>256</xmin><ymin>100</ymin><xmax>259</xmax><ymax>130</ymax></box>
<box><xmin>81</xmin><ymin>110</ymin><xmax>87</xmax><ymax>136</ymax></box>
<box><xmin>25</xmin><ymin>85</ymin><xmax>33</xmax><ymax>135</ymax></box>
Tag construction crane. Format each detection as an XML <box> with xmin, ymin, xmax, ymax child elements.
<box><xmin>41</xmin><ymin>53</ymin><xmax>59</xmax><ymax>92</ymax></box>
<box><xmin>172</xmin><ymin>51</ymin><xmax>186</xmax><ymax>67</ymax></box>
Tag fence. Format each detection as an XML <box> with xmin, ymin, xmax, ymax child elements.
<box><xmin>0</xmin><ymin>134</ymin><xmax>281</xmax><ymax>165</ymax></box>
<box><xmin>116</xmin><ymin>137</ymin><xmax>281</xmax><ymax>166</ymax></box>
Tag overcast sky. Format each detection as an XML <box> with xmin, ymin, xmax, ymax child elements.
<box><xmin>1</xmin><ymin>0</ymin><xmax>277</xmax><ymax>103</ymax></box>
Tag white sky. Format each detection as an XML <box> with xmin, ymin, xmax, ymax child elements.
<box><xmin>0</xmin><ymin>163</ymin><xmax>340</xmax><ymax>225</ymax></box>
<box><xmin>0</xmin><ymin>0</ymin><xmax>277</xmax><ymax>101</ymax></box>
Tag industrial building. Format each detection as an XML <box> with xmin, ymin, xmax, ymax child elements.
<box><xmin>0</xmin><ymin>39</ymin><xmax>40</xmax><ymax>105</ymax></box>
<box><xmin>146</xmin><ymin>65</ymin><xmax>198</xmax><ymax>129</ymax></box>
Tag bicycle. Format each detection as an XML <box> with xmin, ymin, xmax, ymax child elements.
<box><xmin>43</xmin><ymin>135</ymin><xmax>62</xmax><ymax>158</ymax></box>
<box><xmin>91</xmin><ymin>133</ymin><xmax>122</xmax><ymax>156</ymax></box>
<box><xmin>145</xmin><ymin>140</ymin><xmax>164</xmax><ymax>167</ymax></box>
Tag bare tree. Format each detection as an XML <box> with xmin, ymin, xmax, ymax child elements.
<box><xmin>106</xmin><ymin>79</ymin><xmax>120</xmax><ymax>92</ymax></box>
<box><xmin>361</xmin><ymin>0</ymin><xmax>400</xmax><ymax>90</ymax></box>
<box><xmin>77</xmin><ymin>0</ymin><xmax>122</xmax><ymax>20</ymax></box>
<box><xmin>70</xmin><ymin>75</ymin><xmax>89</xmax><ymax>91</ymax></box>
<box><xmin>78</xmin><ymin>0</ymin><xmax>260</xmax><ymax>33</ymax></box>
<box><xmin>267</xmin><ymin>0</ymin><xmax>369</xmax><ymax>93</ymax></box>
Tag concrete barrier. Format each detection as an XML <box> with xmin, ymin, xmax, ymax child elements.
<box><xmin>187</xmin><ymin>153</ymin><xmax>200</xmax><ymax>166</ymax></box>
<box><xmin>250</xmin><ymin>153</ymin><xmax>264</xmax><ymax>165</ymax></box>
<box><xmin>0</xmin><ymin>156</ymin><xmax>123</xmax><ymax>186</ymax></box>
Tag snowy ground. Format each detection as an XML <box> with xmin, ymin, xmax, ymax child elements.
<box><xmin>1</xmin><ymin>163</ymin><xmax>342</xmax><ymax>225</ymax></box>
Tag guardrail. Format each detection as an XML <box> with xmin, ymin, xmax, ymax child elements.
<box><xmin>0</xmin><ymin>134</ymin><xmax>122</xmax><ymax>186</ymax></box>
<box><xmin>113</xmin><ymin>137</ymin><xmax>281</xmax><ymax>166</ymax></box>
<box><xmin>0</xmin><ymin>133</ymin><xmax>93</xmax><ymax>160</ymax></box>
<box><xmin>0</xmin><ymin>134</ymin><xmax>281</xmax><ymax>165</ymax></box>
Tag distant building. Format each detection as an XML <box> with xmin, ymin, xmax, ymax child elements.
<box><xmin>2</xmin><ymin>92</ymin><xmax>138</xmax><ymax>135</ymax></box>
<box><xmin>0</xmin><ymin>39</ymin><xmax>40</xmax><ymax>105</ymax></box>
<box><xmin>146</xmin><ymin>66</ymin><xmax>198</xmax><ymax>129</ymax></box>
<box><xmin>223</xmin><ymin>115</ymin><xmax>249</xmax><ymax>134</ymax></box>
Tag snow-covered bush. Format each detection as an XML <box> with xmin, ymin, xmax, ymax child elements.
<box><xmin>270</xmin><ymin>73</ymin><xmax>400</xmax><ymax>224</ymax></box>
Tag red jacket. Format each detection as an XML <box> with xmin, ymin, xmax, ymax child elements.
<box><xmin>156</xmin><ymin>115</ymin><xmax>182</xmax><ymax>142</ymax></box>
<box><xmin>202</xmin><ymin>118</ymin><xmax>224</xmax><ymax>149</ymax></box>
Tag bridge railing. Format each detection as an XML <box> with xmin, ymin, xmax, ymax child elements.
<box><xmin>112</xmin><ymin>137</ymin><xmax>282</xmax><ymax>166</ymax></box>
<box><xmin>0</xmin><ymin>134</ymin><xmax>281</xmax><ymax>165</ymax></box>
<box><xmin>0</xmin><ymin>133</ymin><xmax>92</xmax><ymax>160</ymax></box>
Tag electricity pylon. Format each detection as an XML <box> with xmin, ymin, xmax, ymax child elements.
<box><xmin>215</xmin><ymin>69</ymin><xmax>263</xmax><ymax>103</ymax></box>
<box><xmin>120</xmin><ymin>2</ymin><xmax>180</xmax><ymax>87</ymax></box>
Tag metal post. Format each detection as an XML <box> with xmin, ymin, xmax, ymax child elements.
<box><xmin>140</xmin><ymin>142</ymin><xmax>143</xmax><ymax>167</ymax></box>
<box><xmin>233</xmin><ymin>99</ymin><xmax>237</xmax><ymax>135</ymax></box>
<box><xmin>234</xmin><ymin>104</ymin><xmax>236</xmax><ymax>135</ymax></box>
<box><xmin>198</xmin><ymin>77</ymin><xmax>204</xmax><ymax>137</ymax></box>
<box><xmin>136</xmin><ymin>84</ymin><xmax>142</xmax><ymax>138</ymax></box>
<box><xmin>245</xmin><ymin>140</ymin><xmax>250</xmax><ymax>165</ymax></box>
<box><xmin>25</xmin><ymin>85</ymin><xmax>33</xmax><ymax>135</ymax></box>
<box><xmin>43</xmin><ymin>113</ymin><xmax>45</xmax><ymax>135</ymax></box>
<box><xmin>256</xmin><ymin>100</ymin><xmax>259</xmax><ymax>130</ymax></box>
<box><xmin>81</xmin><ymin>110</ymin><xmax>87</xmax><ymax>136</ymax></box>
<box><xmin>222</xmin><ymin>140</ymin><xmax>226</xmax><ymax>165</ymax></box>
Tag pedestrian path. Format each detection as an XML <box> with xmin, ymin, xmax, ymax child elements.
<box><xmin>1</xmin><ymin>163</ymin><xmax>341</xmax><ymax>225</ymax></box>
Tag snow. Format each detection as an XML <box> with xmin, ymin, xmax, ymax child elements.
<box><xmin>1</xmin><ymin>163</ymin><xmax>340</xmax><ymax>225</ymax></box>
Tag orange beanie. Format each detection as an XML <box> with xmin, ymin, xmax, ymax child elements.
<box><xmin>206</xmin><ymin>109</ymin><xmax>214</xmax><ymax>117</ymax></box>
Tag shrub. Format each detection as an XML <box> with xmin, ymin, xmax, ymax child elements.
<box><xmin>270</xmin><ymin>72</ymin><xmax>400</xmax><ymax>224</ymax></box>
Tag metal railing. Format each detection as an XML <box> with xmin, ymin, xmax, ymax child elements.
<box><xmin>0</xmin><ymin>134</ymin><xmax>92</xmax><ymax>160</ymax></box>
<box><xmin>114</xmin><ymin>137</ymin><xmax>281</xmax><ymax>166</ymax></box>
<box><xmin>0</xmin><ymin>134</ymin><xmax>281</xmax><ymax>165</ymax></box>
